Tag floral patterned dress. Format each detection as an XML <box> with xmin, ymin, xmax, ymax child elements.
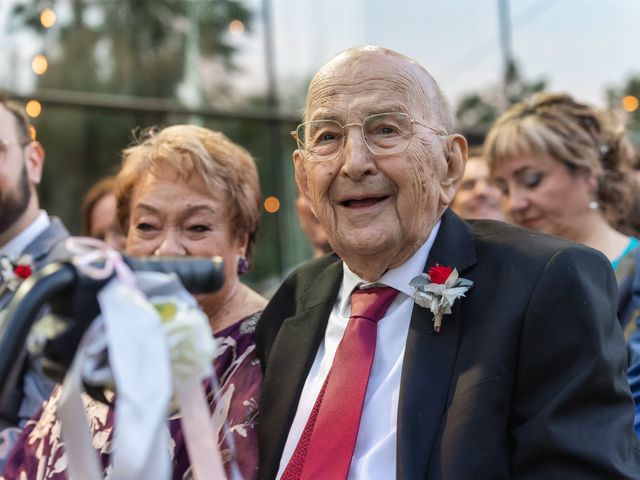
<box><xmin>2</xmin><ymin>313</ymin><xmax>262</xmax><ymax>480</ymax></box>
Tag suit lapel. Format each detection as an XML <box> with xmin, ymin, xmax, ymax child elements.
<box><xmin>397</xmin><ymin>210</ymin><xmax>477</xmax><ymax>479</ymax></box>
<box><xmin>0</xmin><ymin>218</ymin><xmax>69</xmax><ymax>313</ymax></box>
<box><xmin>22</xmin><ymin>218</ymin><xmax>69</xmax><ymax>265</ymax></box>
<box><xmin>0</xmin><ymin>288</ymin><xmax>11</xmax><ymax>311</ymax></box>
<box><xmin>259</xmin><ymin>259</ymin><xmax>343</xmax><ymax>480</ymax></box>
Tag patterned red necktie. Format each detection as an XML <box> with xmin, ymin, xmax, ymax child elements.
<box><xmin>281</xmin><ymin>286</ymin><xmax>399</xmax><ymax>480</ymax></box>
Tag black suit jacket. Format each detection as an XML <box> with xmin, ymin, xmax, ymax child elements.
<box><xmin>256</xmin><ymin>210</ymin><xmax>640</xmax><ymax>479</ymax></box>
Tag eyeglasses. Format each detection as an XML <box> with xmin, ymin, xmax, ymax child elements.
<box><xmin>291</xmin><ymin>112</ymin><xmax>447</xmax><ymax>162</ymax></box>
<box><xmin>0</xmin><ymin>140</ymin><xmax>29</xmax><ymax>164</ymax></box>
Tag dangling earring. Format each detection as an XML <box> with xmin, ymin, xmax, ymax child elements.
<box><xmin>237</xmin><ymin>256</ymin><xmax>249</xmax><ymax>275</ymax></box>
<box><xmin>589</xmin><ymin>200</ymin><xmax>599</xmax><ymax>210</ymax></box>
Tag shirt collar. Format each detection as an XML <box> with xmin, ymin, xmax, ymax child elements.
<box><xmin>338</xmin><ymin>220</ymin><xmax>441</xmax><ymax>317</ymax></box>
<box><xmin>0</xmin><ymin>211</ymin><xmax>50</xmax><ymax>260</ymax></box>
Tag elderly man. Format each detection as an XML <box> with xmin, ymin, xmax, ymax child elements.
<box><xmin>256</xmin><ymin>47</ymin><xmax>640</xmax><ymax>479</ymax></box>
<box><xmin>0</xmin><ymin>99</ymin><xmax>69</xmax><ymax>449</ymax></box>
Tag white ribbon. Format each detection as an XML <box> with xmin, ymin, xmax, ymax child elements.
<box><xmin>57</xmin><ymin>237</ymin><xmax>226</xmax><ymax>480</ymax></box>
<box><xmin>100</xmin><ymin>278</ymin><xmax>173</xmax><ymax>479</ymax></box>
<box><xmin>58</xmin><ymin>320</ymin><xmax>105</xmax><ymax>480</ymax></box>
<box><xmin>65</xmin><ymin>236</ymin><xmax>136</xmax><ymax>287</ymax></box>
<box><xmin>177</xmin><ymin>379</ymin><xmax>227</xmax><ymax>480</ymax></box>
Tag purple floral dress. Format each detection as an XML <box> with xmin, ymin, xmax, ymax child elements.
<box><xmin>3</xmin><ymin>313</ymin><xmax>262</xmax><ymax>480</ymax></box>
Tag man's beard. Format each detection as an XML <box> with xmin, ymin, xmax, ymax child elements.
<box><xmin>0</xmin><ymin>163</ymin><xmax>32</xmax><ymax>235</ymax></box>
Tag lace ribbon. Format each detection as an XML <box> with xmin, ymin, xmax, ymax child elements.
<box><xmin>57</xmin><ymin>237</ymin><xmax>226</xmax><ymax>480</ymax></box>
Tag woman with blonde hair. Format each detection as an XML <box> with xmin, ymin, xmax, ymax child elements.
<box><xmin>485</xmin><ymin>92</ymin><xmax>640</xmax><ymax>336</ymax></box>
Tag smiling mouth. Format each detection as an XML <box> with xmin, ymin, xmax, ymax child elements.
<box><xmin>341</xmin><ymin>196</ymin><xmax>390</xmax><ymax>208</ymax></box>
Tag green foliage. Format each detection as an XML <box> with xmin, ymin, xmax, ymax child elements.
<box><xmin>455</xmin><ymin>60</ymin><xmax>547</xmax><ymax>135</ymax></box>
<box><xmin>9</xmin><ymin>0</ymin><xmax>313</xmax><ymax>286</ymax></box>
<box><xmin>11</xmin><ymin>0</ymin><xmax>252</xmax><ymax>216</ymax></box>
<box><xmin>12</xmin><ymin>0</ymin><xmax>251</xmax><ymax>97</ymax></box>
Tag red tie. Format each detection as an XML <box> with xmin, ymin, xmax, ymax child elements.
<box><xmin>281</xmin><ymin>286</ymin><xmax>399</xmax><ymax>480</ymax></box>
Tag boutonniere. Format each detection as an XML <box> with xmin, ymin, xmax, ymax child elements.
<box><xmin>410</xmin><ymin>265</ymin><xmax>473</xmax><ymax>333</ymax></box>
<box><xmin>0</xmin><ymin>254</ymin><xmax>35</xmax><ymax>292</ymax></box>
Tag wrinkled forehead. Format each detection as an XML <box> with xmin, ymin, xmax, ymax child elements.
<box><xmin>305</xmin><ymin>51</ymin><xmax>441</xmax><ymax>125</ymax></box>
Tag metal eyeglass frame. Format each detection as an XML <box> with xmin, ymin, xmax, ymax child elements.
<box><xmin>290</xmin><ymin>112</ymin><xmax>447</xmax><ymax>161</ymax></box>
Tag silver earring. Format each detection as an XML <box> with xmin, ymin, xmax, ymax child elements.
<box><xmin>589</xmin><ymin>201</ymin><xmax>599</xmax><ymax>210</ymax></box>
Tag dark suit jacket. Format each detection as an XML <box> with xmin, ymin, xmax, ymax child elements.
<box><xmin>256</xmin><ymin>210</ymin><xmax>640</xmax><ymax>479</ymax></box>
<box><xmin>0</xmin><ymin>217</ymin><xmax>69</xmax><ymax>428</ymax></box>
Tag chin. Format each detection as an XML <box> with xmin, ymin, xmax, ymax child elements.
<box><xmin>334</xmin><ymin>235</ymin><xmax>394</xmax><ymax>258</ymax></box>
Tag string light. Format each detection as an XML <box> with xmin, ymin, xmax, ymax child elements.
<box><xmin>32</xmin><ymin>54</ymin><xmax>48</xmax><ymax>75</ymax></box>
<box><xmin>229</xmin><ymin>20</ymin><xmax>244</xmax><ymax>36</ymax></box>
<box><xmin>622</xmin><ymin>95</ymin><xmax>639</xmax><ymax>113</ymax></box>
<box><xmin>40</xmin><ymin>8</ymin><xmax>56</xmax><ymax>28</ymax></box>
<box><xmin>264</xmin><ymin>196</ymin><xmax>280</xmax><ymax>213</ymax></box>
<box><xmin>25</xmin><ymin>100</ymin><xmax>42</xmax><ymax>118</ymax></box>
<box><xmin>28</xmin><ymin>125</ymin><xmax>37</xmax><ymax>141</ymax></box>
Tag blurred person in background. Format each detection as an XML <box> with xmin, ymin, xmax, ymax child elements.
<box><xmin>0</xmin><ymin>99</ymin><xmax>69</xmax><ymax>455</ymax></box>
<box><xmin>622</xmin><ymin>147</ymin><xmax>640</xmax><ymax>237</ymax></box>
<box><xmin>4</xmin><ymin>125</ymin><xmax>266</xmax><ymax>479</ymax></box>
<box><xmin>450</xmin><ymin>145</ymin><xmax>505</xmax><ymax>221</ymax></box>
<box><xmin>81</xmin><ymin>175</ymin><xmax>126</xmax><ymax>250</ymax></box>
<box><xmin>486</xmin><ymin>92</ymin><xmax>640</xmax><ymax>435</ymax></box>
<box><xmin>295</xmin><ymin>187</ymin><xmax>332</xmax><ymax>259</ymax></box>
<box><xmin>485</xmin><ymin>92</ymin><xmax>640</xmax><ymax>337</ymax></box>
<box><xmin>632</xmin><ymin>146</ymin><xmax>640</xmax><ymax>185</ymax></box>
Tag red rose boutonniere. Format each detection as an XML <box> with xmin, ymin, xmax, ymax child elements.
<box><xmin>0</xmin><ymin>255</ymin><xmax>36</xmax><ymax>292</ymax></box>
<box><xmin>409</xmin><ymin>265</ymin><xmax>473</xmax><ymax>333</ymax></box>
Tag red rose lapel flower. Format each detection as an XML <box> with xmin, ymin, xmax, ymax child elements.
<box><xmin>14</xmin><ymin>265</ymin><xmax>33</xmax><ymax>279</ymax></box>
<box><xmin>0</xmin><ymin>255</ymin><xmax>36</xmax><ymax>291</ymax></box>
<box><xmin>409</xmin><ymin>264</ymin><xmax>474</xmax><ymax>333</ymax></box>
<box><xmin>427</xmin><ymin>265</ymin><xmax>454</xmax><ymax>285</ymax></box>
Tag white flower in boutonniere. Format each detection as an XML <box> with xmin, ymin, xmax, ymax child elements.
<box><xmin>410</xmin><ymin>265</ymin><xmax>474</xmax><ymax>333</ymax></box>
<box><xmin>0</xmin><ymin>254</ymin><xmax>35</xmax><ymax>292</ymax></box>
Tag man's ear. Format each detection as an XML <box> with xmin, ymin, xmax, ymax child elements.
<box><xmin>293</xmin><ymin>148</ymin><xmax>311</xmax><ymax>202</ymax></box>
<box><xmin>25</xmin><ymin>141</ymin><xmax>45</xmax><ymax>186</ymax></box>
<box><xmin>439</xmin><ymin>134</ymin><xmax>467</xmax><ymax>206</ymax></box>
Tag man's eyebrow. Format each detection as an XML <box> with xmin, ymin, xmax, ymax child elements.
<box><xmin>364</xmin><ymin>104</ymin><xmax>408</xmax><ymax>115</ymax></box>
<box><xmin>309</xmin><ymin>104</ymin><xmax>409</xmax><ymax>122</ymax></box>
<box><xmin>308</xmin><ymin>109</ymin><xmax>343</xmax><ymax>122</ymax></box>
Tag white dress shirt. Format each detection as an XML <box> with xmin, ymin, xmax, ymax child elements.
<box><xmin>0</xmin><ymin>210</ymin><xmax>50</xmax><ymax>260</ymax></box>
<box><xmin>277</xmin><ymin>221</ymin><xmax>441</xmax><ymax>479</ymax></box>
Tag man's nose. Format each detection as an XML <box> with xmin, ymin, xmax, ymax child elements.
<box><xmin>154</xmin><ymin>230</ymin><xmax>187</xmax><ymax>256</ymax></box>
<box><xmin>340</xmin><ymin>128</ymin><xmax>377</xmax><ymax>179</ymax></box>
<box><xmin>473</xmin><ymin>179</ymin><xmax>493</xmax><ymax>198</ymax></box>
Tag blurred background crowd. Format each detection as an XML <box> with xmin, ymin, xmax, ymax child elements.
<box><xmin>1</xmin><ymin>0</ymin><xmax>639</xmax><ymax>293</ymax></box>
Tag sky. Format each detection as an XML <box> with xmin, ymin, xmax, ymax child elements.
<box><xmin>239</xmin><ymin>0</ymin><xmax>640</xmax><ymax>109</ymax></box>
<box><xmin>1</xmin><ymin>0</ymin><xmax>639</xmax><ymax>111</ymax></box>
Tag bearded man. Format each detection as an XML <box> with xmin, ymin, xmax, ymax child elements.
<box><xmin>0</xmin><ymin>98</ymin><xmax>69</xmax><ymax>452</ymax></box>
